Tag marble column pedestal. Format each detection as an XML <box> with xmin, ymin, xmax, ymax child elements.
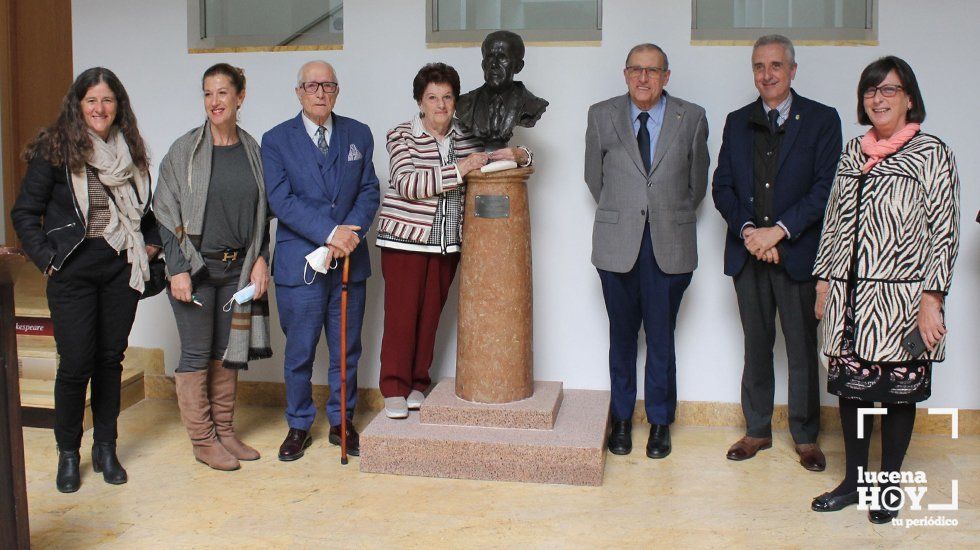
<box><xmin>360</xmin><ymin>379</ymin><xmax>610</xmax><ymax>486</ymax></box>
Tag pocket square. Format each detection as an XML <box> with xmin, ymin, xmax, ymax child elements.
<box><xmin>347</xmin><ymin>144</ymin><xmax>362</xmax><ymax>161</ymax></box>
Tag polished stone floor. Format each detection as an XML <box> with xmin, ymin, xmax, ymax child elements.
<box><xmin>22</xmin><ymin>400</ymin><xmax>979</xmax><ymax>548</ymax></box>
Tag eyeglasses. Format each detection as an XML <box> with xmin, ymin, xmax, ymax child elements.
<box><xmin>862</xmin><ymin>84</ymin><xmax>904</xmax><ymax>98</ymax></box>
<box><xmin>300</xmin><ymin>81</ymin><xmax>339</xmax><ymax>95</ymax></box>
<box><xmin>625</xmin><ymin>66</ymin><xmax>667</xmax><ymax>79</ymax></box>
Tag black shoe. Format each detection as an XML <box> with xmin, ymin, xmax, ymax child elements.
<box><xmin>328</xmin><ymin>424</ymin><xmax>360</xmax><ymax>457</ymax></box>
<box><xmin>92</xmin><ymin>442</ymin><xmax>128</xmax><ymax>485</ymax></box>
<box><xmin>869</xmin><ymin>509</ymin><xmax>899</xmax><ymax>524</ymax></box>
<box><xmin>56</xmin><ymin>448</ymin><xmax>81</xmax><ymax>493</ymax></box>
<box><xmin>278</xmin><ymin>428</ymin><xmax>313</xmax><ymax>461</ymax></box>
<box><xmin>646</xmin><ymin>424</ymin><xmax>671</xmax><ymax>459</ymax></box>
<box><xmin>811</xmin><ymin>491</ymin><xmax>859</xmax><ymax>512</ymax></box>
<box><xmin>607</xmin><ymin>420</ymin><xmax>632</xmax><ymax>455</ymax></box>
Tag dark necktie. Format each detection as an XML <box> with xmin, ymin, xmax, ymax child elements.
<box><xmin>316</xmin><ymin>125</ymin><xmax>329</xmax><ymax>157</ymax></box>
<box><xmin>768</xmin><ymin>109</ymin><xmax>780</xmax><ymax>135</ymax></box>
<box><xmin>637</xmin><ymin>111</ymin><xmax>651</xmax><ymax>174</ymax></box>
<box><xmin>489</xmin><ymin>94</ymin><xmax>505</xmax><ymax>132</ymax></box>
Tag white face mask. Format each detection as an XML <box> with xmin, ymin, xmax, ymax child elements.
<box><xmin>303</xmin><ymin>246</ymin><xmax>337</xmax><ymax>284</ymax></box>
<box><xmin>222</xmin><ymin>283</ymin><xmax>256</xmax><ymax>312</ymax></box>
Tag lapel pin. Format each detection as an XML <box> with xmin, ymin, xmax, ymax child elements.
<box><xmin>795</xmin><ymin>114</ymin><xmax>800</xmax><ymax>120</ymax></box>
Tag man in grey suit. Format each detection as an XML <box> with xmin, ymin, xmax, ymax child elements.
<box><xmin>585</xmin><ymin>43</ymin><xmax>709</xmax><ymax>459</ymax></box>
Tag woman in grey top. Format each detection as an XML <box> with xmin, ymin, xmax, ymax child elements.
<box><xmin>153</xmin><ymin>64</ymin><xmax>272</xmax><ymax>471</ymax></box>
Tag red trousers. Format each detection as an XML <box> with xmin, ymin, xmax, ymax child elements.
<box><xmin>379</xmin><ymin>248</ymin><xmax>459</xmax><ymax>397</ymax></box>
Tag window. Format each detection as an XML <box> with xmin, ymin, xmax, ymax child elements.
<box><xmin>427</xmin><ymin>0</ymin><xmax>601</xmax><ymax>46</ymax></box>
<box><xmin>692</xmin><ymin>0</ymin><xmax>876</xmax><ymax>44</ymax></box>
<box><xmin>187</xmin><ymin>0</ymin><xmax>343</xmax><ymax>53</ymax></box>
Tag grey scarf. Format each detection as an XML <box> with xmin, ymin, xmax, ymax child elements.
<box><xmin>153</xmin><ymin>123</ymin><xmax>272</xmax><ymax>368</ymax></box>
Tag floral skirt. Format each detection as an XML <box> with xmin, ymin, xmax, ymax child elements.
<box><xmin>826</xmin><ymin>290</ymin><xmax>931</xmax><ymax>403</ymax></box>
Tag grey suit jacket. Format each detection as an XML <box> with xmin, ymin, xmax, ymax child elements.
<box><xmin>585</xmin><ymin>93</ymin><xmax>709</xmax><ymax>274</ymax></box>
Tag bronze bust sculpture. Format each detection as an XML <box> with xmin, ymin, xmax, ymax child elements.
<box><xmin>456</xmin><ymin>30</ymin><xmax>549</xmax><ymax>150</ymax></box>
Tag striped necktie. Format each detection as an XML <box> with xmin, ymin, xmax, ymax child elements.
<box><xmin>316</xmin><ymin>125</ymin><xmax>329</xmax><ymax>157</ymax></box>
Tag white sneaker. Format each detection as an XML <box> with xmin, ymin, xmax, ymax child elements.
<box><xmin>407</xmin><ymin>390</ymin><xmax>425</xmax><ymax>410</ymax></box>
<box><xmin>384</xmin><ymin>397</ymin><xmax>408</xmax><ymax>419</ymax></box>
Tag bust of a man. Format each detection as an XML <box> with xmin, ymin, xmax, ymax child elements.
<box><xmin>456</xmin><ymin>30</ymin><xmax>549</xmax><ymax>150</ymax></box>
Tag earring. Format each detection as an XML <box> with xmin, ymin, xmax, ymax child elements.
<box><xmin>419</xmin><ymin>111</ymin><xmax>425</xmax><ymax>119</ymax></box>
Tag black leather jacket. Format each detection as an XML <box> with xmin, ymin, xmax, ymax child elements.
<box><xmin>10</xmin><ymin>155</ymin><xmax>161</xmax><ymax>272</ymax></box>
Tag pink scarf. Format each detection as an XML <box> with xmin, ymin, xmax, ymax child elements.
<box><xmin>860</xmin><ymin>123</ymin><xmax>920</xmax><ymax>173</ymax></box>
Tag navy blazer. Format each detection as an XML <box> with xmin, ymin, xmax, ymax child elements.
<box><xmin>262</xmin><ymin>112</ymin><xmax>380</xmax><ymax>286</ymax></box>
<box><xmin>711</xmin><ymin>90</ymin><xmax>842</xmax><ymax>282</ymax></box>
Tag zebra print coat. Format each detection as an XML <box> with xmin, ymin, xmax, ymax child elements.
<box><xmin>813</xmin><ymin>132</ymin><xmax>960</xmax><ymax>363</ymax></box>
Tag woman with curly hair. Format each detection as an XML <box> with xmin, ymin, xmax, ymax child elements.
<box><xmin>11</xmin><ymin>67</ymin><xmax>161</xmax><ymax>492</ymax></box>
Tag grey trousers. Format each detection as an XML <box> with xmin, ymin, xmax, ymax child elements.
<box><xmin>168</xmin><ymin>258</ymin><xmax>244</xmax><ymax>373</ymax></box>
<box><xmin>733</xmin><ymin>258</ymin><xmax>820</xmax><ymax>443</ymax></box>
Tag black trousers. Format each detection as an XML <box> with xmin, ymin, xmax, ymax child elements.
<box><xmin>733</xmin><ymin>258</ymin><xmax>820</xmax><ymax>443</ymax></box>
<box><xmin>46</xmin><ymin>238</ymin><xmax>140</xmax><ymax>450</ymax></box>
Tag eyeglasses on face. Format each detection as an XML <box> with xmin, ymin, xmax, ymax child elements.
<box><xmin>625</xmin><ymin>66</ymin><xmax>666</xmax><ymax>79</ymax></box>
<box><xmin>300</xmin><ymin>81</ymin><xmax>338</xmax><ymax>95</ymax></box>
<box><xmin>862</xmin><ymin>84</ymin><xmax>904</xmax><ymax>98</ymax></box>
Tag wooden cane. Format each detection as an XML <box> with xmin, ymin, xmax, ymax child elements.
<box><xmin>339</xmin><ymin>256</ymin><xmax>350</xmax><ymax>465</ymax></box>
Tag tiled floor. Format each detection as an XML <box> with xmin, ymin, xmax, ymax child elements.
<box><xmin>22</xmin><ymin>400</ymin><xmax>979</xmax><ymax>548</ymax></box>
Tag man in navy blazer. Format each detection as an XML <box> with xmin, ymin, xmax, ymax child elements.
<box><xmin>262</xmin><ymin>60</ymin><xmax>380</xmax><ymax>461</ymax></box>
<box><xmin>711</xmin><ymin>35</ymin><xmax>841</xmax><ymax>471</ymax></box>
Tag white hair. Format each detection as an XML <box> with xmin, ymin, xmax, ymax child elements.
<box><xmin>753</xmin><ymin>34</ymin><xmax>796</xmax><ymax>65</ymax></box>
<box><xmin>296</xmin><ymin>60</ymin><xmax>337</xmax><ymax>87</ymax></box>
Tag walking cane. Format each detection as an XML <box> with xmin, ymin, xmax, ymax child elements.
<box><xmin>339</xmin><ymin>256</ymin><xmax>350</xmax><ymax>465</ymax></box>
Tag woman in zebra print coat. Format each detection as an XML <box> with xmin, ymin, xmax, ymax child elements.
<box><xmin>810</xmin><ymin>57</ymin><xmax>960</xmax><ymax>523</ymax></box>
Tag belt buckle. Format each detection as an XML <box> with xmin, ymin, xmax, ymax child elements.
<box><xmin>222</xmin><ymin>250</ymin><xmax>238</xmax><ymax>262</ymax></box>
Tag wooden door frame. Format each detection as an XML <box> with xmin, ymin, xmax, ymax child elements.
<box><xmin>1</xmin><ymin>0</ymin><xmax>16</xmax><ymax>246</ymax></box>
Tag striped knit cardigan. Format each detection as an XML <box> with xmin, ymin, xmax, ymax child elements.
<box><xmin>813</xmin><ymin>132</ymin><xmax>960</xmax><ymax>363</ymax></box>
<box><xmin>376</xmin><ymin>116</ymin><xmax>484</xmax><ymax>243</ymax></box>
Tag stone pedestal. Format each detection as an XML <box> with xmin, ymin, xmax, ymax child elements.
<box><xmin>455</xmin><ymin>168</ymin><xmax>534</xmax><ymax>403</ymax></box>
<box><xmin>359</xmin><ymin>169</ymin><xmax>611</xmax><ymax>486</ymax></box>
<box><xmin>360</xmin><ymin>379</ymin><xmax>609</xmax><ymax>486</ymax></box>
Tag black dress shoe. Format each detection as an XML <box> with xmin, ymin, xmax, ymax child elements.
<box><xmin>56</xmin><ymin>449</ymin><xmax>81</xmax><ymax>493</ymax></box>
<box><xmin>646</xmin><ymin>424</ymin><xmax>671</xmax><ymax>459</ymax></box>
<box><xmin>329</xmin><ymin>424</ymin><xmax>359</xmax><ymax>456</ymax></box>
<box><xmin>869</xmin><ymin>509</ymin><xmax>899</xmax><ymax>524</ymax></box>
<box><xmin>811</xmin><ymin>491</ymin><xmax>858</xmax><ymax>512</ymax></box>
<box><xmin>92</xmin><ymin>442</ymin><xmax>128</xmax><ymax>485</ymax></box>
<box><xmin>607</xmin><ymin>420</ymin><xmax>632</xmax><ymax>455</ymax></box>
<box><xmin>278</xmin><ymin>428</ymin><xmax>312</xmax><ymax>461</ymax></box>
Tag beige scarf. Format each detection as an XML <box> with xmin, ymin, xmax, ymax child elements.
<box><xmin>70</xmin><ymin>129</ymin><xmax>151</xmax><ymax>292</ymax></box>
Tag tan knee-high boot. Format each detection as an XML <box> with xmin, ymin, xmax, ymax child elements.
<box><xmin>208</xmin><ymin>360</ymin><xmax>260</xmax><ymax>460</ymax></box>
<box><xmin>174</xmin><ymin>370</ymin><xmax>240</xmax><ymax>471</ymax></box>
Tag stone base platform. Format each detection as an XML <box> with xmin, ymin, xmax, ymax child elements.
<box><xmin>360</xmin><ymin>387</ymin><xmax>610</xmax><ymax>486</ymax></box>
<box><xmin>420</xmin><ymin>378</ymin><xmax>563</xmax><ymax>429</ymax></box>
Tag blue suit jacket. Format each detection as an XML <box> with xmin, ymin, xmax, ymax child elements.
<box><xmin>711</xmin><ymin>90</ymin><xmax>842</xmax><ymax>282</ymax></box>
<box><xmin>262</xmin><ymin>112</ymin><xmax>380</xmax><ymax>286</ymax></box>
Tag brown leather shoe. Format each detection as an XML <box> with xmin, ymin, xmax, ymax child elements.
<box><xmin>726</xmin><ymin>435</ymin><xmax>772</xmax><ymax>461</ymax></box>
<box><xmin>795</xmin><ymin>443</ymin><xmax>827</xmax><ymax>472</ymax></box>
<box><xmin>329</xmin><ymin>424</ymin><xmax>359</xmax><ymax>456</ymax></box>
<box><xmin>278</xmin><ymin>428</ymin><xmax>312</xmax><ymax>462</ymax></box>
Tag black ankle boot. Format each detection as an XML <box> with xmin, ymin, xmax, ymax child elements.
<box><xmin>56</xmin><ymin>448</ymin><xmax>81</xmax><ymax>493</ymax></box>
<box><xmin>92</xmin><ymin>442</ymin><xmax>128</xmax><ymax>485</ymax></box>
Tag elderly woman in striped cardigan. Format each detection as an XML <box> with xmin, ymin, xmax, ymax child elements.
<box><xmin>376</xmin><ymin>62</ymin><xmax>531</xmax><ymax>418</ymax></box>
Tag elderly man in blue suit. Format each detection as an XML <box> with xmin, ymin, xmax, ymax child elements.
<box><xmin>712</xmin><ymin>35</ymin><xmax>841</xmax><ymax>471</ymax></box>
<box><xmin>262</xmin><ymin>60</ymin><xmax>379</xmax><ymax>461</ymax></box>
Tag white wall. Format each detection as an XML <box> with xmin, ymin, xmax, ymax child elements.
<box><xmin>72</xmin><ymin>0</ymin><xmax>979</xmax><ymax>409</ymax></box>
